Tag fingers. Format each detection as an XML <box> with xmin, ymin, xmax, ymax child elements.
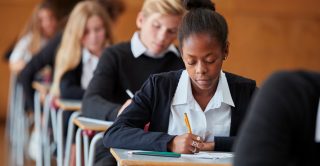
<box><xmin>190</xmin><ymin>135</ymin><xmax>203</xmax><ymax>142</ymax></box>
<box><xmin>187</xmin><ymin>134</ymin><xmax>204</xmax><ymax>153</ymax></box>
<box><xmin>188</xmin><ymin>144</ymin><xmax>200</xmax><ymax>153</ymax></box>
<box><xmin>171</xmin><ymin>134</ymin><xmax>204</xmax><ymax>154</ymax></box>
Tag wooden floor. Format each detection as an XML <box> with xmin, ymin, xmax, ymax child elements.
<box><xmin>0</xmin><ymin>121</ymin><xmax>35</xmax><ymax>166</ymax></box>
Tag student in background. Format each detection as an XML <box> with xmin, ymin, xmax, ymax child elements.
<box><xmin>50</xmin><ymin>0</ymin><xmax>113</xmax><ymax>100</ymax></box>
<box><xmin>18</xmin><ymin>0</ymin><xmax>125</xmax><ymax>111</ymax></box>
<box><xmin>234</xmin><ymin>71</ymin><xmax>320</xmax><ymax>166</ymax></box>
<box><xmin>9</xmin><ymin>1</ymin><xmax>58</xmax><ymax>73</ymax></box>
<box><xmin>82</xmin><ymin>0</ymin><xmax>186</xmax><ymax>122</ymax></box>
<box><xmin>45</xmin><ymin>2</ymin><xmax>114</xmax><ymax>165</ymax></box>
<box><xmin>103</xmin><ymin>0</ymin><xmax>256</xmax><ymax>154</ymax></box>
<box><xmin>82</xmin><ymin>0</ymin><xmax>185</xmax><ymax>165</ymax></box>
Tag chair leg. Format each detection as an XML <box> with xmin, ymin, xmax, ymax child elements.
<box><xmin>64</xmin><ymin>111</ymin><xmax>81</xmax><ymax>166</ymax></box>
<box><xmin>75</xmin><ymin>128</ymin><xmax>83</xmax><ymax>166</ymax></box>
<box><xmin>87</xmin><ymin>132</ymin><xmax>104</xmax><ymax>166</ymax></box>
<box><xmin>83</xmin><ymin>133</ymin><xmax>89</xmax><ymax>166</ymax></box>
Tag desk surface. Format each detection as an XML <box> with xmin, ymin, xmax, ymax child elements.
<box><xmin>32</xmin><ymin>81</ymin><xmax>51</xmax><ymax>92</ymax></box>
<box><xmin>57</xmin><ymin>99</ymin><xmax>82</xmax><ymax>111</ymax></box>
<box><xmin>73</xmin><ymin>117</ymin><xmax>113</xmax><ymax>131</ymax></box>
<box><xmin>110</xmin><ymin>148</ymin><xmax>232</xmax><ymax>166</ymax></box>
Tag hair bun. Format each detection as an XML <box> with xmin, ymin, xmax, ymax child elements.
<box><xmin>183</xmin><ymin>0</ymin><xmax>215</xmax><ymax>11</ymax></box>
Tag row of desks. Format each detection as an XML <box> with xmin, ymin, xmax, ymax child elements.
<box><xmin>32</xmin><ymin>81</ymin><xmax>233</xmax><ymax>166</ymax></box>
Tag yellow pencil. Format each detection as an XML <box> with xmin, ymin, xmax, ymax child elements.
<box><xmin>184</xmin><ymin>113</ymin><xmax>192</xmax><ymax>134</ymax></box>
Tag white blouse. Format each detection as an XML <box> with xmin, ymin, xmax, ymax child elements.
<box><xmin>168</xmin><ymin>70</ymin><xmax>235</xmax><ymax>142</ymax></box>
<box><xmin>10</xmin><ymin>33</ymin><xmax>47</xmax><ymax>63</ymax></box>
<box><xmin>81</xmin><ymin>48</ymin><xmax>99</xmax><ymax>89</ymax></box>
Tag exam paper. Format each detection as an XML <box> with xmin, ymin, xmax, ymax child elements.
<box><xmin>181</xmin><ymin>152</ymin><xmax>233</xmax><ymax>159</ymax></box>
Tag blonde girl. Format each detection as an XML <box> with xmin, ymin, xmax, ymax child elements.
<box><xmin>51</xmin><ymin>0</ymin><xmax>113</xmax><ymax>99</ymax></box>
<box><xmin>10</xmin><ymin>1</ymin><xmax>58</xmax><ymax>73</ymax></box>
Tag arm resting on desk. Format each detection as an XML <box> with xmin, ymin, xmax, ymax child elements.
<box><xmin>103</xmin><ymin>76</ymin><xmax>176</xmax><ymax>152</ymax></box>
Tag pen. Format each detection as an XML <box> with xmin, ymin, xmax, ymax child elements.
<box><xmin>126</xmin><ymin>89</ymin><xmax>134</xmax><ymax>98</ymax></box>
<box><xmin>184</xmin><ymin>113</ymin><xmax>192</xmax><ymax>134</ymax></box>
<box><xmin>128</xmin><ymin>150</ymin><xmax>181</xmax><ymax>158</ymax></box>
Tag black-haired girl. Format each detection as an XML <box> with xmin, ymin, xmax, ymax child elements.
<box><xmin>103</xmin><ymin>0</ymin><xmax>257</xmax><ymax>154</ymax></box>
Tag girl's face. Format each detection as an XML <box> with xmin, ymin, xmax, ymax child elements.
<box><xmin>38</xmin><ymin>8</ymin><xmax>57</xmax><ymax>38</ymax></box>
<box><xmin>136</xmin><ymin>12</ymin><xmax>181</xmax><ymax>55</ymax></box>
<box><xmin>81</xmin><ymin>15</ymin><xmax>106</xmax><ymax>56</ymax></box>
<box><xmin>181</xmin><ymin>33</ymin><xmax>228</xmax><ymax>94</ymax></box>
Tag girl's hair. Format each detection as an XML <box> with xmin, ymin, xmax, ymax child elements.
<box><xmin>141</xmin><ymin>0</ymin><xmax>185</xmax><ymax>17</ymax></box>
<box><xmin>20</xmin><ymin>1</ymin><xmax>57</xmax><ymax>55</ymax></box>
<box><xmin>96</xmin><ymin>0</ymin><xmax>126</xmax><ymax>22</ymax></box>
<box><xmin>178</xmin><ymin>0</ymin><xmax>228</xmax><ymax>50</ymax></box>
<box><xmin>51</xmin><ymin>1</ymin><xmax>113</xmax><ymax>96</ymax></box>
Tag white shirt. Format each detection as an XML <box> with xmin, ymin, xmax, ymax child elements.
<box><xmin>168</xmin><ymin>70</ymin><xmax>235</xmax><ymax>142</ymax></box>
<box><xmin>130</xmin><ymin>32</ymin><xmax>179</xmax><ymax>59</ymax></box>
<box><xmin>10</xmin><ymin>33</ymin><xmax>47</xmax><ymax>63</ymax></box>
<box><xmin>81</xmin><ymin>48</ymin><xmax>99</xmax><ymax>89</ymax></box>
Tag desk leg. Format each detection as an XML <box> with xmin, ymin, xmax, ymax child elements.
<box><xmin>34</xmin><ymin>91</ymin><xmax>43</xmax><ymax>166</ymax></box>
<box><xmin>43</xmin><ymin>95</ymin><xmax>52</xmax><ymax>166</ymax></box>
<box><xmin>76</xmin><ymin>128</ymin><xmax>82</xmax><ymax>166</ymax></box>
<box><xmin>57</xmin><ymin>109</ymin><xmax>64</xmax><ymax>166</ymax></box>
<box><xmin>16</xmin><ymin>85</ymin><xmax>25</xmax><ymax>166</ymax></box>
<box><xmin>50</xmin><ymin>107</ymin><xmax>57</xmax><ymax>143</ymax></box>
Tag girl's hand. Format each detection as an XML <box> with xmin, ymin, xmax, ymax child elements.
<box><xmin>167</xmin><ymin>133</ymin><xmax>204</xmax><ymax>154</ymax></box>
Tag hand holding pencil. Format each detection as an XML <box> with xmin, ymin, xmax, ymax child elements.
<box><xmin>167</xmin><ymin>113</ymin><xmax>204</xmax><ymax>154</ymax></box>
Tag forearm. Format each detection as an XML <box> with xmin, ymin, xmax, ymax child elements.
<box><xmin>9</xmin><ymin>61</ymin><xmax>26</xmax><ymax>74</ymax></box>
<box><xmin>82</xmin><ymin>94</ymin><xmax>121</xmax><ymax>121</ymax></box>
<box><xmin>104</xmin><ymin>121</ymin><xmax>175</xmax><ymax>151</ymax></box>
<box><xmin>201</xmin><ymin>142</ymin><xmax>215</xmax><ymax>151</ymax></box>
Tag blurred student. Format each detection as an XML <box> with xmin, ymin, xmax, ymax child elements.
<box><xmin>9</xmin><ymin>1</ymin><xmax>58</xmax><ymax>73</ymax></box>
<box><xmin>82</xmin><ymin>0</ymin><xmax>186</xmax><ymax>121</ymax></box>
<box><xmin>234</xmin><ymin>71</ymin><xmax>320</xmax><ymax>166</ymax></box>
<box><xmin>103</xmin><ymin>0</ymin><xmax>256</xmax><ymax>154</ymax></box>
<box><xmin>82</xmin><ymin>0</ymin><xmax>186</xmax><ymax>165</ymax></box>
<box><xmin>18</xmin><ymin>0</ymin><xmax>125</xmax><ymax>111</ymax></box>
<box><xmin>48</xmin><ymin>2</ymin><xmax>113</xmax><ymax>164</ymax></box>
<box><xmin>50</xmin><ymin>0</ymin><xmax>113</xmax><ymax>100</ymax></box>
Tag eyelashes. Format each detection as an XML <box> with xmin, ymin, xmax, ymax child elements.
<box><xmin>186</xmin><ymin>59</ymin><xmax>217</xmax><ymax>66</ymax></box>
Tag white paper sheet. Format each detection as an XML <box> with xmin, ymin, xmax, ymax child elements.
<box><xmin>181</xmin><ymin>152</ymin><xmax>233</xmax><ymax>159</ymax></box>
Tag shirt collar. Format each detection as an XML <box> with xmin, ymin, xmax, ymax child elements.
<box><xmin>172</xmin><ymin>70</ymin><xmax>190</xmax><ymax>105</ymax></box>
<box><xmin>82</xmin><ymin>48</ymin><xmax>98</xmax><ymax>64</ymax></box>
<box><xmin>172</xmin><ymin>70</ymin><xmax>235</xmax><ymax>108</ymax></box>
<box><xmin>130</xmin><ymin>31</ymin><xmax>179</xmax><ymax>59</ymax></box>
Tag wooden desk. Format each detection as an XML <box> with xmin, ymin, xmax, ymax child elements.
<box><xmin>57</xmin><ymin>99</ymin><xmax>82</xmax><ymax>111</ymax></box>
<box><xmin>73</xmin><ymin>117</ymin><xmax>113</xmax><ymax>166</ymax></box>
<box><xmin>73</xmin><ymin>117</ymin><xmax>113</xmax><ymax>131</ymax></box>
<box><xmin>32</xmin><ymin>81</ymin><xmax>51</xmax><ymax>92</ymax></box>
<box><xmin>110</xmin><ymin>148</ymin><xmax>232</xmax><ymax>166</ymax></box>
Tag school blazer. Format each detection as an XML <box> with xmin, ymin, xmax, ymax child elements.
<box><xmin>18</xmin><ymin>32</ymin><xmax>62</xmax><ymax>110</ymax></box>
<box><xmin>103</xmin><ymin>70</ymin><xmax>257</xmax><ymax>152</ymax></box>
<box><xmin>60</xmin><ymin>61</ymin><xmax>84</xmax><ymax>100</ymax></box>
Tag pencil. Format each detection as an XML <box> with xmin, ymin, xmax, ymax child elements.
<box><xmin>184</xmin><ymin>113</ymin><xmax>192</xmax><ymax>134</ymax></box>
<box><xmin>126</xmin><ymin>89</ymin><xmax>134</xmax><ymax>98</ymax></box>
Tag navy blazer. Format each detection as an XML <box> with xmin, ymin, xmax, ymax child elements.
<box><xmin>103</xmin><ymin>70</ymin><xmax>257</xmax><ymax>152</ymax></box>
<box><xmin>59</xmin><ymin>61</ymin><xmax>84</xmax><ymax>100</ymax></box>
<box><xmin>18</xmin><ymin>32</ymin><xmax>62</xmax><ymax>110</ymax></box>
